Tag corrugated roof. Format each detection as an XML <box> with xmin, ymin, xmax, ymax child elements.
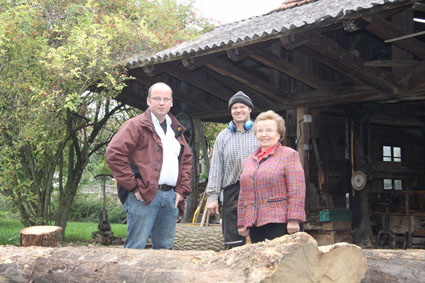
<box><xmin>125</xmin><ymin>0</ymin><xmax>402</xmax><ymax>68</ymax></box>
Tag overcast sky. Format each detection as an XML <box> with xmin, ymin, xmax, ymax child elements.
<box><xmin>190</xmin><ymin>0</ymin><xmax>283</xmax><ymax>24</ymax></box>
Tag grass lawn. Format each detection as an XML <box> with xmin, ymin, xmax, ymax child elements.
<box><xmin>0</xmin><ymin>219</ymin><xmax>24</xmax><ymax>245</ymax></box>
<box><xmin>0</xmin><ymin>219</ymin><xmax>127</xmax><ymax>246</ymax></box>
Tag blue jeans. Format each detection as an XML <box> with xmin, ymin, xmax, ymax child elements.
<box><xmin>123</xmin><ymin>189</ymin><xmax>178</xmax><ymax>249</ymax></box>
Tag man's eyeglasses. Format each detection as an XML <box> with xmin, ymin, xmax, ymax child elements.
<box><xmin>256</xmin><ymin>129</ymin><xmax>277</xmax><ymax>135</ymax></box>
<box><xmin>149</xmin><ymin>96</ymin><xmax>172</xmax><ymax>102</ymax></box>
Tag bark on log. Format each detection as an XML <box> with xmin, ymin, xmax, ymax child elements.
<box><xmin>362</xmin><ymin>249</ymin><xmax>425</xmax><ymax>283</ymax></box>
<box><xmin>20</xmin><ymin>226</ymin><xmax>62</xmax><ymax>247</ymax></box>
<box><xmin>174</xmin><ymin>224</ymin><xmax>223</xmax><ymax>251</ymax></box>
<box><xmin>0</xmin><ymin>232</ymin><xmax>367</xmax><ymax>283</ymax></box>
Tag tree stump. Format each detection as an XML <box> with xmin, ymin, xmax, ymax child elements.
<box><xmin>20</xmin><ymin>226</ymin><xmax>62</xmax><ymax>247</ymax></box>
<box><xmin>1</xmin><ymin>232</ymin><xmax>367</xmax><ymax>282</ymax></box>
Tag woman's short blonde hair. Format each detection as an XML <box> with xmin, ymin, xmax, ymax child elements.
<box><xmin>253</xmin><ymin>110</ymin><xmax>286</xmax><ymax>141</ymax></box>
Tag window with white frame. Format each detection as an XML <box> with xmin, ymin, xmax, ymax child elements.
<box><xmin>383</xmin><ymin>179</ymin><xmax>403</xmax><ymax>190</ymax></box>
<box><xmin>383</xmin><ymin>146</ymin><xmax>402</xmax><ymax>162</ymax></box>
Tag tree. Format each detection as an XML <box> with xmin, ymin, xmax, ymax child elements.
<box><xmin>0</xmin><ymin>0</ymin><xmax>211</xmax><ymax>235</ymax></box>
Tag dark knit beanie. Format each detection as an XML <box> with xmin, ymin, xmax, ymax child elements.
<box><xmin>228</xmin><ymin>91</ymin><xmax>254</xmax><ymax>113</ymax></box>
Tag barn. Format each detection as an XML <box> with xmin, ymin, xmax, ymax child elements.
<box><xmin>117</xmin><ymin>0</ymin><xmax>425</xmax><ymax>248</ymax></box>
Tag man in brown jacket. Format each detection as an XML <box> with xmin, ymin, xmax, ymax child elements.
<box><xmin>106</xmin><ymin>82</ymin><xmax>192</xmax><ymax>249</ymax></box>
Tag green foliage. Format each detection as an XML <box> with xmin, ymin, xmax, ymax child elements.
<box><xmin>66</xmin><ymin>193</ymin><xmax>125</xmax><ymax>224</ymax></box>
<box><xmin>0</xmin><ymin>194</ymin><xmax>19</xmax><ymax>220</ymax></box>
<box><xmin>0</xmin><ymin>0</ymin><xmax>209</xmax><ymax>228</ymax></box>
<box><xmin>203</xmin><ymin>122</ymin><xmax>227</xmax><ymax>150</ymax></box>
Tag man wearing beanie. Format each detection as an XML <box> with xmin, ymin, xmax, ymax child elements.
<box><xmin>206</xmin><ymin>91</ymin><xmax>258</xmax><ymax>249</ymax></box>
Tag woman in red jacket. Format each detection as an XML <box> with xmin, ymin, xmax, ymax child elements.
<box><xmin>237</xmin><ymin>110</ymin><xmax>306</xmax><ymax>243</ymax></box>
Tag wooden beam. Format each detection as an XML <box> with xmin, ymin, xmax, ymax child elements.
<box><xmin>130</xmin><ymin>70</ymin><xmax>219</xmax><ymax>112</ymax></box>
<box><xmin>391</xmin><ymin>10</ymin><xmax>414</xmax><ymax>80</ymax></box>
<box><xmin>385</xmin><ymin>30</ymin><xmax>425</xmax><ymax>43</ymax></box>
<box><xmin>182</xmin><ymin>58</ymin><xmax>205</xmax><ymax>71</ymax></box>
<box><xmin>244</xmin><ymin>46</ymin><xmax>340</xmax><ymax>97</ymax></box>
<box><xmin>299</xmin><ymin>32</ymin><xmax>398</xmax><ymax>95</ymax></box>
<box><xmin>217</xmin><ymin>74</ymin><xmax>278</xmax><ymax>109</ymax></box>
<box><xmin>413</xmin><ymin>2</ymin><xmax>425</xmax><ymax>11</ymax></box>
<box><xmin>364</xmin><ymin>60</ymin><xmax>421</xmax><ymax>68</ymax></box>
<box><xmin>143</xmin><ymin>65</ymin><xmax>159</xmax><ymax>76</ymax></box>
<box><xmin>227</xmin><ymin>48</ymin><xmax>248</xmax><ymax>62</ymax></box>
<box><xmin>362</xmin><ymin>15</ymin><xmax>425</xmax><ymax>60</ymax></box>
<box><xmin>202</xmin><ymin>57</ymin><xmax>290</xmax><ymax>104</ymax></box>
<box><xmin>398</xmin><ymin>61</ymin><xmax>425</xmax><ymax>92</ymax></box>
<box><xmin>280</xmin><ymin>35</ymin><xmax>307</xmax><ymax>50</ymax></box>
<box><xmin>154</xmin><ymin>64</ymin><xmax>233</xmax><ymax>102</ymax></box>
<box><xmin>296</xmin><ymin>107</ymin><xmax>310</xmax><ymax>217</ymax></box>
<box><xmin>191</xmin><ymin>109</ymin><xmax>230</xmax><ymax>121</ymax></box>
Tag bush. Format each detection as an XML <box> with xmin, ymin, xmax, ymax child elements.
<box><xmin>0</xmin><ymin>195</ymin><xmax>20</xmax><ymax>220</ymax></box>
<box><xmin>69</xmin><ymin>194</ymin><xmax>126</xmax><ymax>224</ymax></box>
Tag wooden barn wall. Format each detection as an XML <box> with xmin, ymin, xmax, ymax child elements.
<box><xmin>309</xmin><ymin>109</ymin><xmax>425</xmax><ymax>246</ymax></box>
<box><xmin>364</xmin><ymin>123</ymin><xmax>425</xmax><ymax>247</ymax></box>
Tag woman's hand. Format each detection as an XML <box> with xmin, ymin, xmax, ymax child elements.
<box><xmin>238</xmin><ymin>227</ymin><xmax>250</xmax><ymax>237</ymax></box>
<box><xmin>287</xmin><ymin>220</ymin><xmax>300</xmax><ymax>234</ymax></box>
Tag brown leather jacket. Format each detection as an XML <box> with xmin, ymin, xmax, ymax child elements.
<box><xmin>105</xmin><ymin>109</ymin><xmax>192</xmax><ymax>215</ymax></box>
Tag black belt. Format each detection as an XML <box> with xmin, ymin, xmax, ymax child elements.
<box><xmin>158</xmin><ymin>185</ymin><xmax>174</xmax><ymax>191</ymax></box>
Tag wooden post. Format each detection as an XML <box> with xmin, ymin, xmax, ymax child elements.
<box><xmin>184</xmin><ymin>118</ymin><xmax>200</xmax><ymax>223</ymax></box>
<box><xmin>297</xmin><ymin>107</ymin><xmax>310</xmax><ymax>218</ymax></box>
<box><xmin>20</xmin><ymin>226</ymin><xmax>62</xmax><ymax>247</ymax></box>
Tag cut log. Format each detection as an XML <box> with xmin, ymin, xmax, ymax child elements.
<box><xmin>362</xmin><ymin>249</ymin><xmax>425</xmax><ymax>283</ymax></box>
<box><xmin>174</xmin><ymin>224</ymin><xmax>223</xmax><ymax>251</ymax></box>
<box><xmin>20</xmin><ymin>226</ymin><xmax>62</xmax><ymax>247</ymax></box>
<box><xmin>0</xmin><ymin>232</ymin><xmax>367</xmax><ymax>283</ymax></box>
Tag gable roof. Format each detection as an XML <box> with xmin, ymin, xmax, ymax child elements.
<box><xmin>125</xmin><ymin>0</ymin><xmax>403</xmax><ymax>68</ymax></box>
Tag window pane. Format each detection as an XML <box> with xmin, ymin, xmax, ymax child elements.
<box><xmin>383</xmin><ymin>157</ymin><xmax>392</xmax><ymax>162</ymax></box>
<box><xmin>383</xmin><ymin>146</ymin><xmax>392</xmax><ymax>157</ymax></box>
<box><xmin>393</xmin><ymin>147</ymin><xmax>401</xmax><ymax>158</ymax></box>
<box><xmin>394</xmin><ymin>157</ymin><xmax>401</xmax><ymax>163</ymax></box>
<box><xmin>383</xmin><ymin>179</ymin><xmax>393</xmax><ymax>190</ymax></box>
<box><xmin>394</xmin><ymin>180</ymin><xmax>402</xmax><ymax>190</ymax></box>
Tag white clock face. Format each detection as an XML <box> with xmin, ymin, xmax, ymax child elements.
<box><xmin>352</xmin><ymin>171</ymin><xmax>366</xmax><ymax>191</ymax></box>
